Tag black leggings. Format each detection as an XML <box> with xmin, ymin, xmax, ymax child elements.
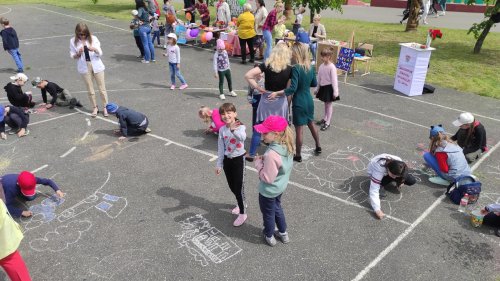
<box><xmin>380</xmin><ymin>173</ymin><xmax>416</xmax><ymax>189</ymax></box>
<box><xmin>223</xmin><ymin>155</ymin><xmax>246</xmax><ymax>214</ymax></box>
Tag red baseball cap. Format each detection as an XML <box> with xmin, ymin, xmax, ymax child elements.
<box><xmin>254</xmin><ymin>115</ymin><xmax>288</xmax><ymax>134</ymax></box>
<box><xmin>18</xmin><ymin>171</ymin><xmax>36</xmax><ymax>197</ymax></box>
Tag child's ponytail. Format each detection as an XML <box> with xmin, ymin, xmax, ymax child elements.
<box><xmin>278</xmin><ymin>126</ymin><xmax>296</xmax><ymax>155</ymax></box>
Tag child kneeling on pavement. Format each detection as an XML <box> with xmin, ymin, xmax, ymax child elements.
<box><xmin>105</xmin><ymin>103</ymin><xmax>151</xmax><ymax>141</ymax></box>
<box><xmin>31</xmin><ymin>77</ymin><xmax>82</xmax><ymax>109</ymax></box>
<box><xmin>0</xmin><ymin>104</ymin><xmax>29</xmax><ymax>139</ymax></box>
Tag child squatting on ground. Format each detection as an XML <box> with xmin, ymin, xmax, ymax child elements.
<box><xmin>164</xmin><ymin>33</ymin><xmax>188</xmax><ymax>90</ymax></box>
<box><xmin>451</xmin><ymin>112</ymin><xmax>487</xmax><ymax>164</ymax></box>
<box><xmin>214</xmin><ymin>39</ymin><xmax>237</xmax><ymax>100</ymax></box>
<box><xmin>1</xmin><ymin>171</ymin><xmax>64</xmax><ymax>218</ymax></box>
<box><xmin>423</xmin><ymin>125</ymin><xmax>471</xmax><ymax>186</ymax></box>
<box><xmin>215</xmin><ymin>103</ymin><xmax>247</xmax><ymax>227</ymax></box>
<box><xmin>254</xmin><ymin>115</ymin><xmax>294</xmax><ymax>246</ymax></box>
<box><xmin>198</xmin><ymin>106</ymin><xmax>224</xmax><ymax>135</ymax></box>
<box><xmin>0</xmin><ymin>104</ymin><xmax>30</xmax><ymax>139</ymax></box>
<box><xmin>368</xmin><ymin>154</ymin><xmax>416</xmax><ymax>219</ymax></box>
<box><xmin>31</xmin><ymin>77</ymin><xmax>82</xmax><ymax>109</ymax></box>
<box><xmin>105</xmin><ymin>103</ymin><xmax>152</xmax><ymax>141</ymax></box>
<box><xmin>315</xmin><ymin>47</ymin><xmax>339</xmax><ymax>131</ymax></box>
<box><xmin>4</xmin><ymin>73</ymin><xmax>35</xmax><ymax>109</ymax></box>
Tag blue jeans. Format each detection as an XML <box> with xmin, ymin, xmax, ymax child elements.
<box><xmin>259</xmin><ymin>193</ymin><xmax>287</xmax><ymax>238</ymax></box>
<box><xmin>249</xmin><ymin>123</ymin><xmax>261</xmax><ymax>157</ymax></box>
<box><xmin>310</xmin><ymin>42</ymin><xmax>317</xmax><ymax>62</ymax></box>
<box><xmin>423</xmin><ymin>152</ymin><xmax>453</xmax><ymax>181</ymax></box>
<box><xmin>263</xmin><ymin>29</ymin><xmax>273</xmax><ymax>61</ymax></box>
<box><xmin>169</xmin><ymin>62</ymin><xmax>186</xmax><ymax>85</ymax></box>
<box><xmin>8</xmin><ymin>49</ymin><xmax>24</xmax><ymax>72</ymax></box>
<box><xmin>152</xmin><ymin>30</ymin><xmax>161</xmax><ymax>45</ymax></box>
<box><xmin>139</xmin><ymin>25</ymin><xmax>155</xmax><ymax>61</ymax></box>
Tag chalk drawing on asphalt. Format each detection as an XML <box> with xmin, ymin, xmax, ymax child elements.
<box><xmin>176</xmin><ymin>214</ymin><xmax>242</xmax><ymax>267</ymax></box>
<box><xmin>29</xmin><ymin>220</ymin><xmax>92</xmax><ymax>252</ymax></box>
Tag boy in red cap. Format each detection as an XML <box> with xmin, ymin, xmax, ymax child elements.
<box><xmin>1</xmin><ymin>171</ymin><xmax>64</xmax><ymax>217</ymax></box>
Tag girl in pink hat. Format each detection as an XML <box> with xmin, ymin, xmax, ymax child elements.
<box><xmin>254</xmin><ymin>115</ymin><xmax>295</xmax><ymax>246</ymax></box>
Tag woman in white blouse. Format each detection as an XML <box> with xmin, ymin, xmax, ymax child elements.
<box><xmin>70</xmin><ymin>23</ymin><xmax>109</xmax><ymax>117</ymax></box>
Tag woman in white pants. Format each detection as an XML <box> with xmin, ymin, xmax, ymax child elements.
<box><xmin>70</xmin><ymin>23</ymin><xmax>109</xmax><ymax>118</ymax></box>
<box><xmin>422</xmin><ymin>0</ymin><xmax>431</xmax><ymax>25</ymax></box>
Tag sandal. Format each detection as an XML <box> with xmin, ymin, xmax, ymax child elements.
<box><xmin>103</xmin><ymin>108</ymin><xmax>109</xmax><ymax>117</ymax></box>
<box><xmin>91</xmin><ymin>107</ymin><xmax>99</xmax><ymax>118</ymax></box>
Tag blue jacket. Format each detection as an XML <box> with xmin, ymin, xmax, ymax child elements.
<box><xmin>0</xmin><ymin>27</ymin><xmax>19</xmax><ymax>50</ymax></box>
<box><xmin>114</xmin><ymin>106</ymin><xmax>147</xmax><ymax>137</ymax></box>
<box><xmin>1</xmin><ymin>174</ymin><xmax>59</xmax><ymax>217</ymax></box>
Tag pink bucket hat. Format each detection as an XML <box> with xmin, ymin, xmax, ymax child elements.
<box><xmin>216</xmin><ymin>39</ymin><xmax>225</xmax><ymax>50</ymax></box>
<box><xmin>254</xmin><ymin>115</ymin><xmax>288</xmax><ymax>134</ymax></box>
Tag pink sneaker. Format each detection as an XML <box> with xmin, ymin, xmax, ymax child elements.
<box><xmin>170</xmin><ymin>85</ymin><xmax>175</xmax><ymax>90</ymax></box>
<box><xmin>231</xmin><ymin>206</ymin><xmax>240</xmax><ymax>215</ymax></box>
<box><xmin>179</xmin><ymin>84</ymin><xmax>188</xmax><ymax>90</ymax></box>
<box><xmin>233</xmin><ymin>214</ymin><xmax>247</xmax><ymax>227</ymax></box>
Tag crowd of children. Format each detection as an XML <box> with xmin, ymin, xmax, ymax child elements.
<box><xmin>0</xmin><ymin>2</ymin><xmax>497</xmax><ymax>279</ymax></box>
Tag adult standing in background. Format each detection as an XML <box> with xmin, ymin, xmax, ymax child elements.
<box><xmin>237</xmin><ymin>3</ymin><xmax>256</xmax><ymax>64</ymax></box>
<box><xmin>244</xmin><ymin>42</ymin><xmax>292</xmax><ymax>161</ymax></box>
<box><xmin>216</xmin><ymin>0</ymin><xmax>231</xmax><ymax>26</ymax></box>
<box><xmin>136</xmin><ymin>1</ymin><xmax>156</xmax><ymax>64</ymax></box>
<box><xmin>254</xmin><ymin>0</ymin><xmax>268</xmax><ymax>60</ymax></box>
<box><xmin>269</xmin><ymin>43</ymin><xmax>321</xmax><ymax>162</ymax></box>
<box><xmin>69</xmin><ymin>23</ymin><xmax>109</xmax><ymax>117</ymax></box>
<box><xmin>147</xmin><ymin>0</ymin><xmax>160</xmax><ymax>16</ymax></box>
<box><xmin>308</xmin><ymin>14</ymin><xmax>326</xmax><ymax>64</ymax></box>
<box><xmin>183</xmin><ymin>0</ymin><xmax>196</xmax><ymax>23</ymax></box>
<box><xmin>262</xmin><ymin>1</ymin><xmax>284</xmax><ymax>61</ymax></box>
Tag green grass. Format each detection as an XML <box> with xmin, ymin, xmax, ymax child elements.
<box><xmin>2</xmin><ymin>0</ymin><xmax>499</xmax><ymax>98</ymax></box>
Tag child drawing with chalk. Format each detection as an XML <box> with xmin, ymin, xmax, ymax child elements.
<box><xmin>106</xmin><ymin>103</ymin><xmax>152</xmax><ymax>141</ymax></box>
<box><xmin>0</xmin><ymin>104</ymin><xmax>30</xmax><ymax>139</ymax></box>
<box><xmin>315</xmin><ymin>47</ymin><xmax>339</xmax><ymax>131</ymax></box>
<box><xmin>367</xmin><ymin>154</ymin><xmax>416</xmax><ymax>220</ymax></box>
<box><xmin>198</xmin><ymin>106</ymin><xmax>224</xmax><ymax>135</ymax></box>
<box><xmin>254</xmin><ymin>115</ymin><xmax>294</xmax><ymax>246</ymax></box>
<box><xmin>423</xmin><ymin>125</ymin><xmax>471</xmax><ymax>185</ymax></box>
<box><xmin>215</xmin><ymin>103</ymin><xmax>247</xmax><ymax>227</ymax></box>
<box><xmin>1</xmin><ymin>171</ymin><xmax>65</xmax><ymax>218</ymax></box>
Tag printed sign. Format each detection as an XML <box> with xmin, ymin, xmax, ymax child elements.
<box><xmin>176</xmin><ymin>25</ymin><xmax>187</xmax><ymax>45</ymax></box>
<box><xmin>336</xmin><ymin>47</ymin><xmax>355</xmax><ymax>72</ymax></box>
<box><xmin>394</xmin><ymin>43</ymin><xmax>433</xmax><ymax>96</ymax></box>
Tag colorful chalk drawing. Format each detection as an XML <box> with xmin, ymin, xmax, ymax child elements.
<box><xmin>176</xmin><ymin>214</ymin><xmax>242</xmax><ymax>267</ymax></box>
<box><xmin>27</xmin><ymin>172</ymin><xmax>128</xmax><ymax>252</ymax></box>
<box><xmin>364</xmin><ymin>119</ymin><xmax>393</xmax><ymax>130</ymax></box>
<box><xmin>24</xmin><ymin>195</ymin><xmax>66</xmax><ymax>230</ymax></box>
<box><xmin>29</xmin><ymin>220</ymin><xmax>92</xmax><ymax>252</ymax></box>
<box><xmin>90</xmin><ymin>249</ymin><xmax>167</xmax><ymax>280</ymax></box>
<box><xmin>293</xmin><ymin>146</ymin><xmax>374</xmax><ymax>193</ymax></box>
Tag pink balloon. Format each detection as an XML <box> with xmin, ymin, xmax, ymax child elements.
<box><xmin>186</xmin><ymin>29</ymin><xmax>193</xmax><ymax>39</ymax></box>
<box><xmin>205</xmin><ymin>31</ymin><xmax>213</xmax><ymax>41</ymax></box>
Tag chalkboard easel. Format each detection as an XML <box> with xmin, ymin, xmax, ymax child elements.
<box><xmin>335</xmin><ymin>47</ymin><xmax>356</xmax><ymax>83</ymax></box>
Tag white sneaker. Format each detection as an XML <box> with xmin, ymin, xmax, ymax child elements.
<box><xmin>311</xmin><ymin>60</ymin><xmax>316</xmax><ymax>65</ymax></box>
<box><xmin>141</xmin><ymin>60</ymin><xmax>150</xmax><ymax>64</ymax></box>
<box><xmin>163</xmin><ymin>45</ymin><xmax>167</xmax><ymax>49</ymax></box>
<box><xmin>219</xmin><ymin>94</ymin><xmax>226</xmax><ymax>100</ymax></box>
<box><xmin>264</xmin><ymin>234</ymin><xmax>277</xmax><ymax>247</ymax></box>
<box><xmin>228</xmin><ymin>91</ymin><xmax>237</xmax><ymax>97</ymax></box>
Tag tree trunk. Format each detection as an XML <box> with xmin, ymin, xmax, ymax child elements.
<box><xmin>473</xmin><ymin>20</ymin><xmax>493</xmax><ymax>54</ymax></box>
<box><xmin>405</xmin><ymin>0</ymin><xmax>420</xmax><ymax>32</ymax></box>
<box><xmin>284</xmin><ymin>0</ymin><xmax>293</xmax><ymax>20</ymax></box>
<box><xmin>310</xmin><ymin>8</ymin><xmax>314</xmax><ymax>24</ymax></box>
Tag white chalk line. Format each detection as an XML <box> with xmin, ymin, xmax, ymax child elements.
<box><xmin>345</xmin><ymin>82</ymin><xmax>500</xmax><ymax>123</ymax></box>
<box><xmin>19</xmin><ymin>31</ymin><xmax>112</xmax><ymax>42</ymax></box>
<box><xmin>31</xmin><ymin>6</ymin><xmax>129</xmax><ymax>32</ymax></box>
<box><xmin>351</xmin><ymin>140</ymin><xmax>500</xmax><ymax>281</ymax></box>
<box><xmin>60</xmin><ymin>146</ymin><xmax>76</xmax><ymax>158</ymax></box>
<box><xmin>71</xmin><ymin>87</ymin><xmax>247</xmax><ymax>94</ymax></box>
<box><xmin>79</xmin><ymin>108</ymin><xmax>411</xmax><ymax>225</ymax></box>
<box><xmin>80</xmin><ymin>131</ymin><xmax>90</xmax><ymax>141</ymax></box>
<box><xmin>31</xmin><ymin>164</ymin><xmax>49</xmax><ymax>173</ymax></box>
<box><xmin>29</xmin><ymin>112</ymin><xmax>79</xmax><ymax>126</ymax></box>
<box><xmin>0</xmin><ymin>7</ymin><xmax>12</xmax><ymax>16</ymax></box>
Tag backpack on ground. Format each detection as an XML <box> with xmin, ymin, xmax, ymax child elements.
<box><xmin>445</xmin><ymin>175</ymin><xmax>481</xmax><ymax>205</ymax></box>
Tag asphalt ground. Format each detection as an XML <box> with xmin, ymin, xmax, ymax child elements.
<box><xmin>0</xmin><ymin>4</ymin><xmax>499</xmax><ymax>281</ymax></box>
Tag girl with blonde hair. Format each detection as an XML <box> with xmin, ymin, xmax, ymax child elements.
<box><xmin>269</xmin><ymin>42</ymin><xmax>320</xmax><ymax>162</ymax></box>
<box><xmin>423</xmin><ymin>125</ymin><xmax>471</xmax><ymax>185</ymax></box>
<box><xmin>254</xmin><ymin>115</ymin><xmax>295</xmax><ymax>246</ymax></box>
<box><xmin>244</xmin><ymin>42</ymin><xmax>292</xmax><ymax>161</ymax></box>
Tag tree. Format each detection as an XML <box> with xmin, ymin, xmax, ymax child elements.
<box><xmin>467</xmin><ymin>0</ymin><xmax>499</xmax><ymax>53</ymax></box>
<box><xmin>405</xmin><ymin>0</ymin><xmax>421</xmax><ymax>32</ymax></box>
<box><xmin>284</xmin><ymin>0</ymin><xmax>344</xmax><ymax>23</ymax></box>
